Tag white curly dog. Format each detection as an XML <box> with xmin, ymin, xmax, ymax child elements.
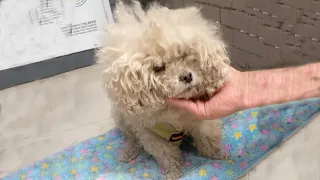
<box><xmin>97</xmin><ymin>1</ymin><xmax>230</xmax><ymax>179</ymax></box>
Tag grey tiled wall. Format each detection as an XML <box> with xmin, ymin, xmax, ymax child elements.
<box><xmin>161</xmin><ymin>0</ymin><xmax>320</xmax><ymax>70</ymax></box>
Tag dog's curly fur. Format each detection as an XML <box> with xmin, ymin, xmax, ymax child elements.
<box><xmin>97</xmin><ymin>1</ymin><xmax>230</xmax><ymax>179</ymax></box>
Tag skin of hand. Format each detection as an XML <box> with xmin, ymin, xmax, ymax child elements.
<box><xmin>167</xmin><ymin>63</ymin><xmax>320</xmax><ymax>120</ymax></box>
<box><xmin>166</xmin><ymin>67</ymin><xmax>247</xmax><ymax>119</ymax></box>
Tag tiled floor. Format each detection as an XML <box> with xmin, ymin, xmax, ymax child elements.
<box><xmin>0</xmin><ymin>64</ymin><xmax>319</xmax><ymax>179</ymax></box>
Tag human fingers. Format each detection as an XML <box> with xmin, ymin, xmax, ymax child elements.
<box><xmin>166</xmin><ymin>99</ymin><xmax>200</xmax><ymax>115</ymax></box>
<box><xmin>166</xmin><ymin>99</ymin><xmax>197</xmax><ymax>111</ymax></box>
<box><xmin>166</xmin><ymin>99</ymin><xmax>211</xmax><ymax>119</ymax></box>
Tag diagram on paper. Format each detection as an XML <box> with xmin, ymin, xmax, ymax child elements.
<box><xmin>0</xmin><ymin>0</ymin><xmax>114</xmax><ymax>71</ymax></box>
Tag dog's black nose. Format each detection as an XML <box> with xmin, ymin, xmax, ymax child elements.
<box><xmin>179</xmin><ymin>72</ymin><xmax>193</xmax><ymax>83</ymax></box>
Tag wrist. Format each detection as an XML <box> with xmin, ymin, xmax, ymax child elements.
<box><xmin>238</xmin><ymin>71</ymin><xmax>254</xmax><ymax>110</ymax></box>
<box><xmin>240</xmin><ymin>63</ymin><xmax>320</xmax><ymax>109</ymax></box>
<box><xmin>239</xmin><ymin>69</ymin><xmax>278</xmax><ymax>109</ymax></box>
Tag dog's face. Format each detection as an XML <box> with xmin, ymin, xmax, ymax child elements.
<box><xmin>149</xmin><ymin>51</ymin><xmax>205</xmax><ymax>99</ymax></box>
<box><xmin>143</xmin><ymin>44</ymin><xmax>225</xmax><ymax>100</ymax></box>
<box><xmin>98</xmin><ymin>2</ymin><xmax>230</xmax><ymax>114</ymax></box>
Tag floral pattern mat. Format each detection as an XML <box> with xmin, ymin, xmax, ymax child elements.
<box><xmin>3</xmin><ymin>98</ymin><xmax>320</xmax><ymax>180</ymax></box>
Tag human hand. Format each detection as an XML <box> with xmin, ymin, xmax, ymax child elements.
<box><xmin>166</xmin><ymin>67</ymin><xmax>247</xmax><ymax>120</ymax></box>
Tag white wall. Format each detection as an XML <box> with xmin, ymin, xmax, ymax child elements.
<box><xmin>0</xmin><ymin>0</ymin><xmax>113</xmax><ymax>71</ymax></box>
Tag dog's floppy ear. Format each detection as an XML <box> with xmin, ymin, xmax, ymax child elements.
<box><xmin>102</xmin><ymin>57</ymin><xmax>159</xmax><ymax>115</ymax></box>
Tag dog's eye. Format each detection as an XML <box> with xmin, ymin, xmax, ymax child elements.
<box><xmin>152</xmin><ymin>64</ymin><xmax>166</xmax><ymax>73</ymax></box>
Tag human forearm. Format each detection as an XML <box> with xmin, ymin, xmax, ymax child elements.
<box><xmin>242</xmin><ymin>63</ymin><xmax>320</xmax><ymax>109</ymax></box>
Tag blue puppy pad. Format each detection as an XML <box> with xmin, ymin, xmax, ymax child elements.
<box><xmin>2</xmin><ymin>98</ymin><xmax>320</xmax><ymax>180</ymax></box>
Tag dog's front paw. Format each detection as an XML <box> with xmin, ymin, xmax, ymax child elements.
<box><xmin>164</xmin><ymin>171</ymin><xmax>182</xmax><ymax>180</ymax></box>
<box><xmin>199</xmin><ymin>148</ymin><xmax>226</xmax><ymax>160</ymax></box>
<box><xmin>162</xmin><ymin>160</ymin><xmax>183</xmax><ymax>180</ymax></box>
<box><xmin>194</xmin><ymin>136</ymin><xmax>226</xmax><ymax>160</ymax></box>
<box><xmin>118</xmin><ymin>145</ymin><xmax>140</xmax><ymax>162</ymax></box>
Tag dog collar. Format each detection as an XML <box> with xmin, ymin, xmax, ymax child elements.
<box><xmin>149</xmin><ymin>122</ymin><xmax>184</xmax><ymax>146</ymax></box>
